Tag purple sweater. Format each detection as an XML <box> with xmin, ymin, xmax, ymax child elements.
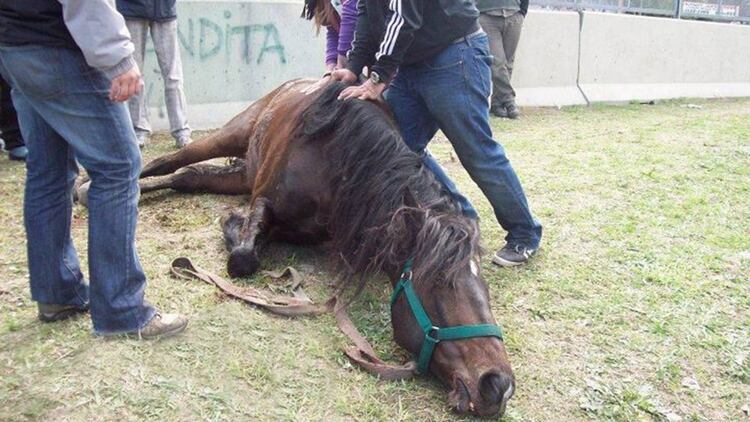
<box><xmin>325</xmin><ymin>0</ymin><xmax>357</xmax><ymax>66</ymax></box>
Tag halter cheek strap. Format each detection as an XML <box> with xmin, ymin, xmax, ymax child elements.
<box><xmin>390</xmin><ymin>258</ymin><xmax>504</xmax><ymax>374</ymax></box>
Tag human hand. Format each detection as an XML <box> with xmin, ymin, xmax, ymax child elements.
<box><xmin>330</xmin><ymin>68</ymin><xmax>358</xmax><ymax>83</ymax></box>
<box><xmin>109</xmin><ymin>66</ymin><xmax>143</xmax><ymax>102</ymax></box>
<box><xmin>337</xmin><ymin>79</ymin><xmax>386</xmax><ymax>101</ymax></box>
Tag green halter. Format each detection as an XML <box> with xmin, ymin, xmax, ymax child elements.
<box><xmin>390</xmin><ymin>258</ymin><xmax>504</xmax><ymax>374</ymax></box>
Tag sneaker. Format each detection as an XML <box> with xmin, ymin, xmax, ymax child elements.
<box><xmin>76</xmin><ymin>181</ymin><xmax>91</xmax><ymax>208</ymax></box>
<box><xmin>129</xmin><ymin>312</ymin><xmax>188</xmax><ymax>340</ymax></box>
<box><xmin>492</xmin><ymin>243</ymin><xmax>536</xmax><ymax>267</ymax></box>
<box><xmin>175</xmin><ymin>136</ymin><xmax>192</xmax><ymax>149</ymax></box>
<box><xmin>490</xmin><ymin>104</ymin><xmax>508</xmax><ymax>118</ymax></box>
<box><xmin>8</xmin><ymin>146</ymin><xmax>28</xmax><ymax>161</ymax></box>
<box><xmin>38</xmin><ymin>303</ymin><xmax>89</xmax><ymax>322</ymax></box>
<box><xmin>505</xmin><ymin>101</ymin><xmax>520</xmax><ymax>119</ymax></box>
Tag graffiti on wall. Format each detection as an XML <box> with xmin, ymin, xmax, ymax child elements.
<box><xmin>177</xmin><ymin>11</ymin><xmax>287</xmax><ymax>64</ymax></box>
<box><xmin>143</xmin><ymin>8</ymin><xmax>294</xmax><ymax>110</ymax></box>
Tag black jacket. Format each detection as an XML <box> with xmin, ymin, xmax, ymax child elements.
<box><xmin>0</xmin><ymin>0</ymin><xmax>77</xmax><ymax>48</ymax></box>
<box><xmin>116</xmin><ymin>0</ymin><xmax>177</xmax><ymax>21</ymax></box>
<box><xmin>347</xmin><ymin>0</ymin><xmax>480</xmax><ymax>82</ymax></box>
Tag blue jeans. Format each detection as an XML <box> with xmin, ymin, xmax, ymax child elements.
<box><xmin>385</xmin><ymin>33</ymin><xmax>542</xmax><ymax>249</ymax></box>
<box><xmin>0</xmin><ymin>45</ymin><xmax>155</xmax><ymax>334</ymax></box>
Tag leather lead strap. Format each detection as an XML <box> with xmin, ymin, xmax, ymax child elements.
<box><xmin>170</xmin><ymin>257</ymin><xmax>417</xmax><ymax>380</ymax></box>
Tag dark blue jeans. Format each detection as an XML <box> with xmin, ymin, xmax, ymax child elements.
<box><xmin>0</xmin><ymin>45</ymin><xmax>155</xmax><ymax>334</ymax></box>
<box><xmin>385</xmin><ymin>33</ymin><xmax>542</xmax><ymax>249</ymax></box>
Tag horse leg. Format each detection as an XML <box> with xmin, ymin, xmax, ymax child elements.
<box><xmin>140</xmin><ymin>161</ymin><xmax>250</xmax><ymax>195</ymax></box>
<box><xmin>140</xmin><ymin>126</ymin><xmax>249</xmax><ymax>178</ymax></box>
<box><xmin>140</xmin><ymin>81</ymin><xmax>298</xmax><ymax>178</ymax></box>
<box><xmin>222</xmin><ymin>197</ymin><xmax>272</xmax><ymax>278</ymax></box>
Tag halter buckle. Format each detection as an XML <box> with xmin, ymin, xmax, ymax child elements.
<box><xmin>425</xmin><ymin>326</ymin><xmax>440</xmax><ymax>344</ymax></box>
<box><xmin>400</xmin><ymin>269</ymin><xmax>413</xmax><ymax>281</ymax></box>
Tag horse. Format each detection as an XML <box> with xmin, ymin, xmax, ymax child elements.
<box><xmin>126</xmin><ymin>79</ymin><xmax>515</xmax><ymax>417</ymax></box>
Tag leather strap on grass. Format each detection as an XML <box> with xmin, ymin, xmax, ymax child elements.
<box><xmin>170</xmin><ymin>257</ymin><xmax>417</xmax><ymax>380</ymax></box>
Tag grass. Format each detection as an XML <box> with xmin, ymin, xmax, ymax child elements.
<box><xmin>1</xmin><ymin>98</ymin><xmax>749</xmax><ymax>421</ymax></box>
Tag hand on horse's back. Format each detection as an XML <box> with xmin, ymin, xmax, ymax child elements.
<box><xmin>330</xmin><ymin>68</ymin><xmax>357</xmax><ymax>83</ymax></box>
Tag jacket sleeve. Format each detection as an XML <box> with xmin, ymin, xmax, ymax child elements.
<box><xmin>520</xmin><ymin>0</ymin><xmax>529</xmax><ymax>16</ymax></box>
<box><xmin>326</xmin><ymin>26</ymin><xmax>339</xmax><ymax>66</ymax></box>
<box><xmin>58</xmin><ymin>0</ymin><xmax>137</xmax><ymax>79</ymax></box>
<box><xmin>337</xmin><ymin>0</ymin><xmax>358</xmax><ymax>57</ymax></box>
<box><xmin>346</xmin><ymin>0</ymin><xmax>380</xmax><ymax>78</ymax></box>
<box><xmin>370</xmin><ymin>0</ymin><xmax>424</xmax><ymax>82</ymax></box>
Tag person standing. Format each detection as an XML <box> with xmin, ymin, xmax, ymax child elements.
<box><xmin>332</xmin><ymin>0</ymin><xmax>542</xmax><ymax>266</ymax></box>
<box><xmin>303</xmin><ymin>0</ymin><xmax>358</xmax><ymax>71</ymax></box>
<box><xmin>0</xmin><ymin>0</ymin><xmax>188</xmax><ymax>337</ymax></box>
<box><xmin>116</xmin><ymin>0</ymin><xmax>192</xmax><ymax>148</ymax></box>
<box><xmin>0</xmin><ymin>74</ymin><xmax>27</xmax><ymax>161</ymax></box>
<box><xmin>478</xmin><ymin>0</ymin><xmax>528</xmax><ymax>119</ymax></box>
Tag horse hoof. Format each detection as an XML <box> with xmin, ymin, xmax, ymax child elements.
<box><xmin>77</xmin><ymin>181</ymin><xmax>91</xmax><ymax>208</ymax></box>
<box><xmin>227</xmin><ymin>247</ymin><xmax>260</xmax><ymax>278</ymax></box>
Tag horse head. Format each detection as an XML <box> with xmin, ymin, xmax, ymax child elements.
<box><xmin>387</xmin><ymin>215</ymin><xmax>514</xmax><ymax>418</ymax></box>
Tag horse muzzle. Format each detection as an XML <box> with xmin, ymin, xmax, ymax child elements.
<box><xmin>448</xmin><ymin>371</ymin><xmax>515</xmax><ymax>418</ymax></box>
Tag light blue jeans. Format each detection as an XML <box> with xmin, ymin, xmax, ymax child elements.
<box><xmin>385</xmin><ymin>32</ymin><xmax>542</xmax><ymax>249</ymax></box>
<box><xmin>0</xmin><ymin>45</ymin><xmax>156</xmax><ymax>334</ymax></box>
<box><xmin>126</xmin><ymin>19</ymin><xmax>191</xmax><ymax>142</ymax></box>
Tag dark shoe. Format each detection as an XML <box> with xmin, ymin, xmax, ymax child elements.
<box><xmin>492</xmin><ymin>244</ymin><xmax>536</xmax><ymax>267</ymax></box>
<box><xmin>38</xmin><ymin>303</ymin><xmax>89</xmax><ymax>322</ymax></box>
<box><xmin>505</xmin><ymin>102</ymin><xmax>520</xmax><ymax>119</ymax></box>
<box><xmin>129</xmin><ymin>312</ymin><xmax>188</xmax><ymax>340</ymax></box>
<box><xmin>490</xmin><ymin>104</ymin><xmax>508</xmax><ymax>118</ymax></box>
<box><xmin>8</xmin><ymin>146</ymin><xmax>28</xmax><ymax>161</ymax></box>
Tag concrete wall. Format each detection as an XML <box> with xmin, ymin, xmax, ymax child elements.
<box><xmin>578</xmin><ymin>12</ymin><xmax>750</xmax><ymax>102</ymax></box>
<box><xmin>144</xmin><ymin>0</ymin><xmax>325</xmax><ymax>130</ymax></box>
<box><xmin>511</xmin><ymin>10</ymin><xmax>587</xmax><ymax>107</ymax></box>
<box><xmin>142</xmin><ymin>1</ymin><xmax>750</xmax><ymax>130</ymax></box>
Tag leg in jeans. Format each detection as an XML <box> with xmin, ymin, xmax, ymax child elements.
<box><xmin>385</xmin><ymin>71</ymin><xmax>478</xmax><ymax>218</ymax></box>
<box><xmin>414</xmin><ymin>35</ymin><xmax>542</xmax><ymax>248</ymax></box>
<box><xmin>125</xmin><ymin>19</ymin><xmax>152</xmax><ymax>142</ymax></box>
<box><xmin>11</xmin><ymin>92</ymin><xmax>88</xmax><ymax>308</ymax></box>
<box><xmin>502</xmin><ymin>13</ymin><xmax>524</xmax><ymax>85</ymax></box>
<box><xmin>150</xmin><ymin>19</ymin><xmax>191</xmax><ymax>142</ymax></box>
<box><xmin>0</xmin><ymin>73</ymin><xmax>24</xmax><ymax>150</ymax></box>
<box><xmin>0</xmin><ymin>45</ymin><xmax>156</xmax><ymax>334</ymax></box>
<box><xmin>479</xmin><ymin>14</ymin><xmax>514</xmax><ymax>107</ymax></box>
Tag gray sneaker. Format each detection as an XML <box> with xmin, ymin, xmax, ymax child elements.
<box><xmin>492</xmin><ymin>244</ymin><xmax>536</xmax><ymax>267</ymax></box>
<box><xmin>136</xmin><ymin>134</ymin><xmax>149</xmax><ymax>148</ymax></box>
<box><xmin>38</xmin><ymin>303</ymin><xmax>89</xmax><ymax>322</ymax></box>
<box><xmin>130</xmin><ymin>313</ymin><xmax>188</xmax><ymax>340</ymax></box>
<box><xmin>175</xmin><ymin>136</ymin><xmax>192</xmax><ymax>149</ymax></box>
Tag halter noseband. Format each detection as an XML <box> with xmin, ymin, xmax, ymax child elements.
<box><xmin>390</xmin><ymin>258</ymin><xmax>504</xmax><ymax>374</ymax></box>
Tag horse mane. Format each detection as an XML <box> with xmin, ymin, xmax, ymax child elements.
<box><xmin>297</xmin><ymin>82</ymin><xmax>481</xmax><ymax>289</ymax></box>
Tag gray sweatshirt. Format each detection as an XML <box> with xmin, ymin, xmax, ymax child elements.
<box><xmin>59</xmin><ymin>0</ymin><xmax>137</xmax><ymax>79</ymax></box>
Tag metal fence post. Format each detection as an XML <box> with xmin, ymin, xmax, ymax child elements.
<box><xmin>674</xmin><ymin>0</ymin><xmax>682</xmax><ymax>18</ymax></box>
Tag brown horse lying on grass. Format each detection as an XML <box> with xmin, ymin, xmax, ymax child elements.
<box><xmin>127</xmin><ymin>79</ymin><xmax>515</xmax><ymax>417</ymax></box>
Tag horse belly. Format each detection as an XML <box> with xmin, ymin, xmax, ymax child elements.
<box><xmin>265</xmin><ymin>144</ymin><xmax>332</xmax><ymax>244</ymax></box>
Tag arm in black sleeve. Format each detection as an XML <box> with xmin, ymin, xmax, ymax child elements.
<box><xmin>369</xmin><ymin>0</ymin><xmax>424</xmax><ymax>82</ymax></box>
<box><xmin>346</xmin><ymin>0</ymin><xmax>379</xmax><ymax>77</ymax></box>
<box><xmin>520</xmin><ymin>0</ymin><xmax>529</xmax><ymax>16</ymax></box>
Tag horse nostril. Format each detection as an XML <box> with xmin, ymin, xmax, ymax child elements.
<box><xmin>479</xmin><ymin>372</ymin><xmax>513</xmax><ymax>405</ymax></box>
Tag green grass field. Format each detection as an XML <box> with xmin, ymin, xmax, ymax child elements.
<box><xmin>1</xmin><ymin>98</ymin><xmax>748</xmax><ymax>421</ymax></box>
